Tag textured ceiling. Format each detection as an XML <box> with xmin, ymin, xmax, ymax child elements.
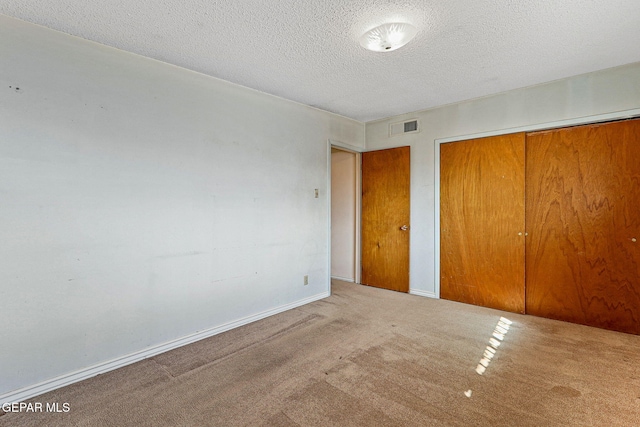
<box><xmin>2</xmin><ymin>1</ymin><xmax>640</xmax><ymax>122</ymax></box>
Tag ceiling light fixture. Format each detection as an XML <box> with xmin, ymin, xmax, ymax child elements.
<box><xmin>359</xmin><ymin>22</ymin><xmax>417</xmax><ymax>52</ymax></box>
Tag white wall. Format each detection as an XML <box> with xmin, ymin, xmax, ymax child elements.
<box><xmin>330</xmin><ymin>149</ymin><xmax>356</xmax><ymax>281</ymax></box>
<box><xmin>0</xmin><ymin>15</ymin><xmax>364</xmax><ymax>400</ymax></box>
<box><xmin>365</xmin><ymin>62</ymin><xmax>640</xmax><ymax>297</ymax></box>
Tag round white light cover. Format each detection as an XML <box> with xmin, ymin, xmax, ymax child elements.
<box><xmin>359</xmin><ymin>22</ymin><xmax>418</xmax><ymax>52</ymax></box>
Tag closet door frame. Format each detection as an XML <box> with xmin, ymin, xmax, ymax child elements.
<box><xmin>434</xmin><ymin>108</ymin><xmax>640</xmax><ymax>299</ymax></box>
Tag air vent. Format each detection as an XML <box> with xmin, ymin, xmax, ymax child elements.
<box><xmin>389</xmin><ymin>119</ymin><xmax>419</xmax><ymax>137</ymax></box>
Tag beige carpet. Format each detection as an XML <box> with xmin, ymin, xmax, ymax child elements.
<box><xmin>2</xmin><ymin>280</ymin><xmax>640</xmax><ymax>426</ymax></box>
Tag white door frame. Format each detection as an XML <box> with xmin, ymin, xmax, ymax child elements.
<box><xmin>327</xmin><ymin>139</ymin><xmax>363</xmax><ymax>292</ymax></box>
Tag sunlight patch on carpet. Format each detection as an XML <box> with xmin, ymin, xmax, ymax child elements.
<box><xmin>475</xmin><ymin>317</ymin><xmax>512</xmax><ymax>376</ymax></box>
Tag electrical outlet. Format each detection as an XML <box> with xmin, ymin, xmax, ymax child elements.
<box><xmin>304</xmin><ymin>275</ymin><xmax>309</xmax><ymax>285</ymax></box>
<box><xmin>314</xmin><ymin>189</ymin><xmax>319</xmax><ymax>198</ymax></box>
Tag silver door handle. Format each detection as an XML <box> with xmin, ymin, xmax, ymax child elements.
<box><xmin>400</xmin><ymin>225</ymin><xmax>409</xmax><ymax>231</ymax></box>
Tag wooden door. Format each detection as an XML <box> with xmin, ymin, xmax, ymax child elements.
<box><xmin>361</xmin><ymin>146</ymin><xmax>410</xmax><ymax>292</ymax></box>
<box><xmin>525</xmin><ymin>119</ymin><xmax>640</xmax><ymax>334</ymax></box>
<box><xmin>440</xmin><ymin>133</ymin><xmax>526</xmax><ymax>313</ymax></box>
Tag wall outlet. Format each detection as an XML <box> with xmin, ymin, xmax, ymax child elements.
<box><xmin>304</xmin><ymin>275</ymin><xmax>309</xmax><ymax>285</ymax></box>
<box><xmin>314</xmin><ymin>189</ymin><xmax>319</xmax><ymax>198</ymax></box>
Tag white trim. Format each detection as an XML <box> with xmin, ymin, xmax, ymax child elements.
<box><xmin>354</xmin><ymin>151</ymin><xmax>362</xmax><ymax>285</ymax></box>
<box><xmin>434</xmin><ymin>108</ymin><xmax>640</xmax><ymax>300</ymax></box>
<box><xmin>327</xmin><ymin>140</ymin><xmax>333</xmax><ymax>295</ymax></box>
<box><xmin>437</xmin><ymin>109</ymin><xmax>640</xmax><ymax>144</ymax></box>
<box><xmin>328</xmin><ymin>138</ymin><xmax>364</xmax><ymax>153</ymax></box>
<box><xmin>329</xmin><ymin>141</ymin><xmax>362</xmax><ymax>285</ymax></box>
<box><xmin>0</xmin><ymin>291</ymin><xmax>329</xmax><ymax>405</ymax></box>
<box><xmin>331</xmin><ymin>275</ymin><xmax>355</xmax><ymax>282</ymax></box>
<box><xmin>410</xmin><ymin>289</ymin><xmax>437</xmax><ymax>299</ymax></box>
<box><xmin>434</xmin><ymin>138</ymin><xmax>442</xmax><ymax>300</ymax></box>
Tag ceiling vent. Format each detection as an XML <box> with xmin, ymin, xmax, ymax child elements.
<box><xmin>389</xmin><ymin>119</ymin><xmax>419</xmax><ymax>137</ymax></box>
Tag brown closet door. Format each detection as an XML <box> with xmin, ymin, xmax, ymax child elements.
<box><xmin>440</xmin><ymin>133</ymin><xmax>526</xmax><ymax>313</ymax></box>
<box><xmin>361</xmin><ymin>146</ymin><xmax>410</xmax><ymax>293</ymax></box>
<box><xmin>526</xmin><ymin>119</ymin><xmax>640</xmax><ymax>334</ymax></box>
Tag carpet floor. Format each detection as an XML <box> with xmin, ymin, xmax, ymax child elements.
<box><xmin>2</xmin><ymin>280</ymin><xmax>640</xmax><ymax>426</ymax></box>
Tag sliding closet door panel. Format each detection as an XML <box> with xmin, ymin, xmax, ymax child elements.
<box><xmin>526</xmin><ymin>119</ymin><xmax>640</xmax><ymax>334</ymax></box>
<box><xmin>440</xmin><ymin>133</ymin><xmax>526</xmax><ymax>313</ymax></box>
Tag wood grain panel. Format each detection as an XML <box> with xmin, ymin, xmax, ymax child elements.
<box><xmin>361</xmin><ymin>146</ymin><xmax>410</xmax><ymax>292</ymax></box>
<box><xmin>440</xmin><ymin>133</ymin><xmax>525</xmax><ymax>313</ymax></box>
<box><xmin>525</xmin><ymin>119</ymin><xmax>640</xmax><ymax>334</ymax></box>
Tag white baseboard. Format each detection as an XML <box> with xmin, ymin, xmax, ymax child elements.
<box><xmin>0</xmin><ymin>291</ymin><xmax>330</xmax><ymax>405</ymax></box>
<box><xmin>410</xmin><ymin>289</ymin><xmax>438</xmax><ymax>299</ymax></box>
<box><xmin>330</xmin><ymin>276</ymin><xmax>355</xmax><ymax>282</ymax></box>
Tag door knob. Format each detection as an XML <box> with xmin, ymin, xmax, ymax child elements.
<box><xmin>400</xmin><ymin>225</ymin><xmax>409</xmax><ymax>231</ymax></box>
